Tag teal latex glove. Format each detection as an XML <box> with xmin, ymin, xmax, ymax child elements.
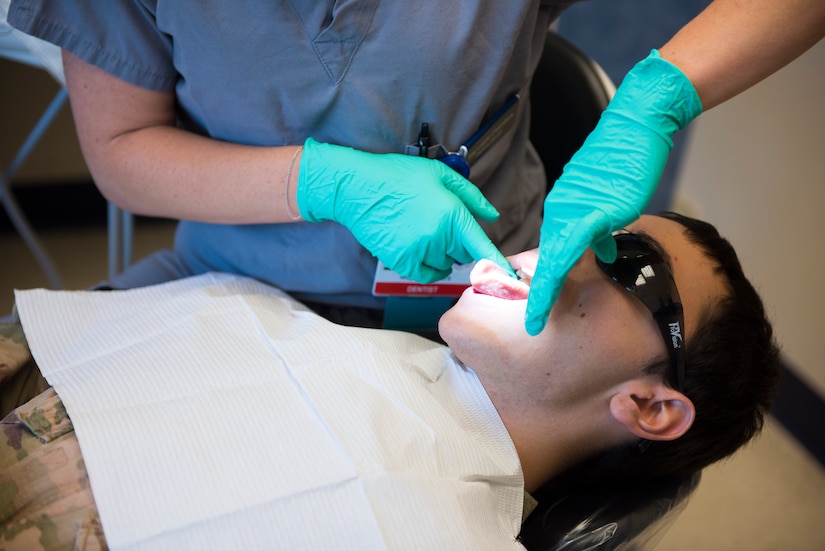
<box><xmin>525</xmin><ymin>50</ymin><xmax>703</xmax><ymax>336</ymax></box>
<box><xmin>296</xmin><ymin>137</ymin><xmax>514</xmax><ymax>283</ymax></box>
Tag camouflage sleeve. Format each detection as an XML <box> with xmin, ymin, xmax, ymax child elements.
<box><xmin>0</xmin><ymin>388</ymin><xmax>108</xmax><ymax>551</ymax></box>
<box><xmin>0</xmin><ymin>322</ymin><xmax>49</xmax><ymax>418</ymax></box>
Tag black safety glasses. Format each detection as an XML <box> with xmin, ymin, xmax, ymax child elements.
<box><xmin>595</xmin><ymin>230</ymin><xmax>686</xmax><ymax>392</ymax></box>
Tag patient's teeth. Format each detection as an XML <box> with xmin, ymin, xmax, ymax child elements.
<box><xmin>515</xmin><ymin>269</ymin><xmax>533</xmax><ymax>286</ymax></box>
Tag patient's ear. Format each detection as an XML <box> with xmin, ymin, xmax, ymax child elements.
<box><xmin>608</xmin><ymin>380</ymin><xmax>695</xmax><ymax>441</ymax></box>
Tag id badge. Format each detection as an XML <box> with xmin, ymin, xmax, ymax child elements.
<box><xmin>372</xmin><ymin>261</ymin><xmax>473</xmax><ymax>297</ymax></box>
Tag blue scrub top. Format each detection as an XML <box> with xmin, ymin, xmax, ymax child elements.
<box><xmin>8</xmin><ymin>0</ymin><xmax>582</xmax><ymax>307</ymax></box>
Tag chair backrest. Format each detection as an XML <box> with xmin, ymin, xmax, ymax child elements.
<box><xmin>529</xmin><ymin>31</ymin><xmax>615</xmax><ymax>190</ymax></box>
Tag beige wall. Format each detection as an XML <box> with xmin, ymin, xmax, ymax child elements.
<box><xmin>674</xmin><ymin>39</ymin><xmax>825</xmax><ymax>398</ymax></box>
<box><xmin>1</xmin><ymin>57</ymin><xmax>90</xmax><ymax>183</ymax></box>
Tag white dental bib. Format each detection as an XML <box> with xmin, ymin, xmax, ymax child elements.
<box><xmin>15</xmin><ymin>274</ymin><xmax>525</xmax><ymax>550</ymax></box>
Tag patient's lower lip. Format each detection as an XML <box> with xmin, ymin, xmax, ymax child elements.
<box><xmin>470</xmin><ymin>260</ymin><xmax>530</xmax><ymax>300</ymax></box>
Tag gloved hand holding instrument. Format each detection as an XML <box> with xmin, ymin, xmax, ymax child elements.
<box><xmin>297</xmin><ymin>137</ymin><xmax>514</xmax><ymax>284</ymax></box>
<box><xmin>525</xmin><ymin>50</ymin><xmax>703</xmax><ymax>336</ymax></box>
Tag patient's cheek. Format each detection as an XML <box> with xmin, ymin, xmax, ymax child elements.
<box><xmin>470</xmin><ymin>260</ymin><xmax>530</xmax><ymax>300</ymax></box>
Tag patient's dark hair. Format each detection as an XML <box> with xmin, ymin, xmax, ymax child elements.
<box><xmin>550</xmin><ymin>212</ymin><xmax>781</xmax><ymax>490</ymax></box>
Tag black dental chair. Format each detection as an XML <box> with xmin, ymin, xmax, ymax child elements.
<box><xmin>529</xmin><ymin>29</ymin><xmax>615</xmax><ymax>186</ymax></box>
<box><xmin>517</xmin><ymin>30</ymin><xmax>702</xmax><ymax>551</ymax></box>
<box><xmin>520</xmin><ymin>470</ymin><xmax>701</xmax><ymax>550</ymax></box>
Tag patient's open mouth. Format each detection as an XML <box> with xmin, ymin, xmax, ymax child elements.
<box><xmin>470</xmin><ymin>259</ymin><xmax>531</xmax><ymax>300</ymax></box>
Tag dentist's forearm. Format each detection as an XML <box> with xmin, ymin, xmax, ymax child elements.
<box><xmin>91</xmin><ymin>126</ymin><xmax>304</xmax><ymax>224</ymax></box>
<box><xmin>63</xmin><ymin>50</ymin><xmax>303</xmax><ymax>224</ymax></box>
<box><xmin>659</xmin><ymin>0</ymin><xmax>825</xmax><ymax>110</ymax></box>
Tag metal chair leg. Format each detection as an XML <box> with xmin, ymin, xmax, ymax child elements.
<box><xmin>107</xmin><ymin>202</ymin><xmax>133</xmax><ymax>280</ymax></box>
<box><xmin>0</xmin><ymin>87</ymin><xmax>68</xmax><ymax>289</ymax></box>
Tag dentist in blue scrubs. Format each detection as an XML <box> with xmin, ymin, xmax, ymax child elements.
<box><xmin>7</xmin><ymin>0</ymin><xmax>824</xmax><ymax>334</ymax></box>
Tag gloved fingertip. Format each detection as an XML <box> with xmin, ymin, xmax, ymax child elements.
<box><xmin>524</xmin><ymin>299</ymin><xmax>549</xmax><ymax>336</ymax></box>
<box><xmin>488</xmin><ymin>254</ymin><xmax>517</xmax><ymax>279</ymax></box>
<box><xmin>465</xmin><ymin>234</ymin><xmax>512</xmax><ymax>274</ymax></box>
<box><xmin>463</xmin><ymin>199</ymin><xmax>500</xmax><ymax>223</ymax></box>
<box><xmin>524</xmin><ymin>314</ymin><xmax>547</xmax><ymax>337</ymax></box>
<box><xmin>524</xmin><ymin>274</ymin><xmax>561</xmax><ymax>336</ymax></box>
<box><xmin>592</xmin><ymin>235</ymin><xmax>618</xmax><ymax>264</ymax></box>
<box><xmin>497</xmin><ymin>258</ymin><xmax>518</xmax><ymax>279</ymax></box>
<box><xmin>478</xmin><ymin>206</ymin><xmax>501</xmax><ymax>223</ymax></box>
<box><xmin>480</xmin><ymin>246</ymin><xmax>516</xmax><ymax>277</ymax></box>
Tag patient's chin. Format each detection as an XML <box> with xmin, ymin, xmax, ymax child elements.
<box><xmin>437</xmin><ymin>308</ymin><xmax>467</xmax><ymax>352</ymax></box>
<box><xmin>438</xmin><ymin>300</ymin><xmax>511</xmax><ymax>364</ymax></box>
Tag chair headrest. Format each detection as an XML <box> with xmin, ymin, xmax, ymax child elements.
<box><xmin>519</xmin><ymin>471</ymin><xmax>701</xmax><ymax>550</ymax></box>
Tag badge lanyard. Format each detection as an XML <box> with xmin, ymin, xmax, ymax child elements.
<box><xmin>431</xmin><ymin>93</ymin><xmax>520</xmax><ymax>178</ymax></box>
<box><xmin>379</xmin><ymin>94</ymin><xmax>521</xmax><ymax>330</ymax></box>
